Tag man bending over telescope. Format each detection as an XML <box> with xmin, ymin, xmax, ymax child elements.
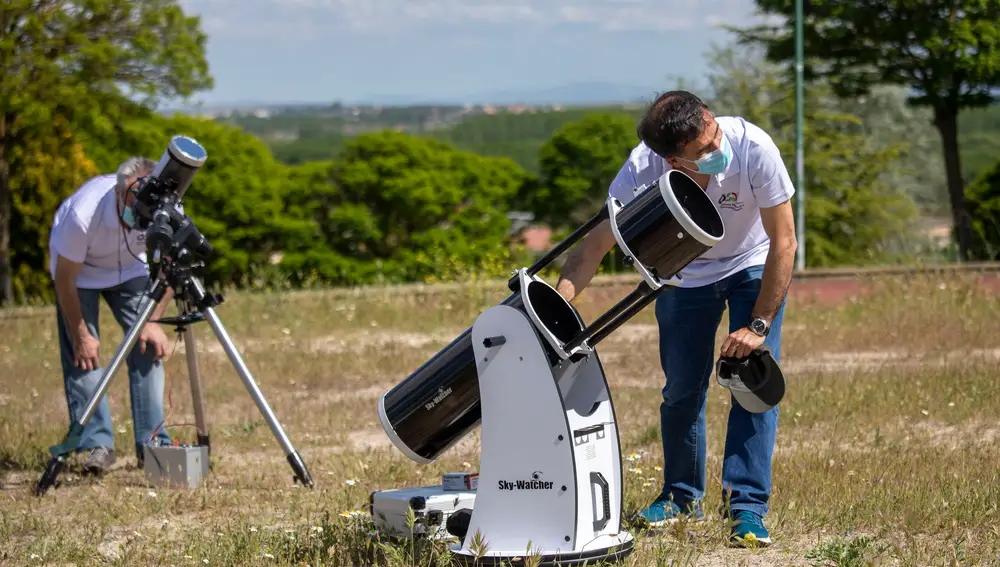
<box><xmin>555</xmin><ymin>90</ymin><xmax>798</xmax><ymax>547</ymax></box>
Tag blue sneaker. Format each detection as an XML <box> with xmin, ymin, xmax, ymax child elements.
<box><xmin>637</xmin><ymin>498</ymin><xmax>704</xmax><ymax>527</ymax></box>
<box><xmin>729</xmin><ymin>510</ymin><xmax>771</xmax><ymax>547</ymax></box>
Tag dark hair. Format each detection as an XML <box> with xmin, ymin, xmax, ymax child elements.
<box><xmin>636</xmin><ymin>90</ymin><xmax>710</xmax><ymax>158</ymax></box>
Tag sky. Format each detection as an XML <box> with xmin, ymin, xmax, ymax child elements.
<box><xmin>175</xmin><ymin>0</ymin><xmax>772</xmax><ymax>107</ymax></box>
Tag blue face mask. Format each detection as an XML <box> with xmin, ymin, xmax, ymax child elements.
<box><xmin>122</xmin><ymin>206</ymin><xmax>137</xmax><ymax>229</ymax></box>
<box><xmin>119</xmin><ymin>190</ymin><xmax>138</xmax><ymax>229</ymax></box>
<box><xmin>685</xmin><ymin>134</ymin><xmax>733</xmax><ymax>175</ymax></box>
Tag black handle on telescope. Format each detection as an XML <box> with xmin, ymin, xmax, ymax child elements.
<box><xmin>508</xmin><ymin>207</ymin><xmax>610</xmax><ymax>292</ymax></box>
<box><xmin>562</xmin><ymin>280</ymin><xmax>663</xmax><ymax>354</ymax></box>
<box><xmin>483</xmin><ymin>335</ymin><xmax>507</xmax><ymax>348</ymax></box>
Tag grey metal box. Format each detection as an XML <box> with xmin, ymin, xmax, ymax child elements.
<box><xmin>143</xmin><ymin>445</ymin><xmax>210</xmax><ymax>489</ymax></box>
<box><xmin>371</xmin><ymin>484</ymin><xmax>477</xmax><ymax>540</ymax></box>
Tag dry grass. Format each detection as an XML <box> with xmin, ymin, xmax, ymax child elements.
<box><xmin>1</xmin><ymin>271</ymin><xmax>1000</xmax><ymax>566</ymax></box>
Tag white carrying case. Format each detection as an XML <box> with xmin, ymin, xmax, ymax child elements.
<box><xmin>370</xmin><ymin>484</ymin><xmax>476</xmax><ymax>540</ymax></box>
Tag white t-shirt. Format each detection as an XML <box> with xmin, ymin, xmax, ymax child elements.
<box><xmin>48</xmin><ymin>174</ymin><xmax>150</xmax><ymax>289</ymax></box>
<box><xmin>608</xmin><ymin>116</ymin><xmax>795</xmax><ymax>288</ymax></box>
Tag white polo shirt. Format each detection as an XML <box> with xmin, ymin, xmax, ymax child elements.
<box><xmin>48</xmin><ymin>174</ymin><xmax>150</xmax><ymax>289</ymax></box>
<box><xmin>608</xmin><ymin>116</ymin><xmax>795</xmax><ymax>288</ymax></box>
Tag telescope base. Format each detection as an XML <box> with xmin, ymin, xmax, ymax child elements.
<box><xmin>435</xmin><ymin>304</ymin><xmax>633</xmax><ymax>563</ymax></box>
<box><xmin>449</xmin><ymin>533</ymin><xmax>635</xmax><ymax>567</ymax></box>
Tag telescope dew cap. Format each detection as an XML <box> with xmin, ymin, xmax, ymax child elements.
<box><xmin>715</xmin><ymin>343</ymin><xmax>785</xmax><ymax>414</ymax></box>
<box><xmin>168</xmin><ymin>135</ymin><xmax>208</xmax><ymax>168</ymax></box>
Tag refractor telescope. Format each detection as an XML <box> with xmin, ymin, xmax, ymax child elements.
<box><xmin>131</xmin><ymin>135</ymin><xmax>213</xmax><ymax>276</ymax></box>
<box><xmin>372</xmin><ymin>169</ymin><xmax>726</xmax><ymax>565</ymax></box>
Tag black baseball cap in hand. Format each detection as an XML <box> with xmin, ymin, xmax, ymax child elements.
<box><xmin>716</xmin><ymin>344</ymin><xmax>785</xmax><ymax>413</ymax></box>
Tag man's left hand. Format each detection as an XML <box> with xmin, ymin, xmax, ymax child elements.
<box><xmin>720</xmin><ymin>327</ymin><xmax>766</xmax><ymax>359</ymax></box>
<box><xmin>138</xmin><ymin>323</ymin><xmax>170</xmax><ymax>361</ymax></box>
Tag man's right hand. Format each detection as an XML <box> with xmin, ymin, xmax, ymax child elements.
<box><xmin>73</xmin><ymin>331</ymin><xmax>101</xmax><ymax>371</ymax></box>
<box><xmin>53</xmin><ymin>254</ymin><xmax>97</xmax><ymax>370</ymax></box>
<box><xmin>556</xmin><ymin>279</ymin><xmax>578</xmax><ymax>303</ymax></box>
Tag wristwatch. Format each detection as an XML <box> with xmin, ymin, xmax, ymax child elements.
<box><xmin>749</xmin><ymin>317</ymin><xmax>770</xmax><ymax>337</ymax></box>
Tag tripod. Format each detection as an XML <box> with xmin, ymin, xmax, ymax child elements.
<box><xmin>35</xmin><ymin>254</ymin><xmax>314</xmax><ymax>495</ymax></box>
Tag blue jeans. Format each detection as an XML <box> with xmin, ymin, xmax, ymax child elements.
<box><xmin>56</xmin><ymin>276</ymin><xmax>172</xmax><ymax>460</ymax></box>
<box><xmin>653</xmin><ymin>264</ymin><xmax>784</xmax><ymax>518</ymax></box>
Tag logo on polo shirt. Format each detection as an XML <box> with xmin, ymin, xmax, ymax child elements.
<box><xmin>718</xmin><ymin>192</ymin><xmax>744</xmax><ymax>211</ymax></box>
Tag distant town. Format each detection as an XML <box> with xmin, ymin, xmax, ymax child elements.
<box><xmin>192</xmin><ymin>102</ymin><xmax>587</xmax><ymax>120</ymax></box>
<box><xmin>170</xmin><ymin>100</ymin><xmax>647</xmax><ymax>139</ymax></box>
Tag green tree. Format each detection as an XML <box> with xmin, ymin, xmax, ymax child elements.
<box><xmin>706</xmin><ymin>43</ymin><xmax>919</xmax><ymax>267</ymax></box>
<box><xmin>0</xmin><ymin>0</ymin><xmax>212</xmax><ymax>304</ymax></box>
<box><xmin>7</xmin><ymin>115</ymin><xmax>99</xmax><ymax>303</ymax></box>
<box><xmin>272</xmin><ymin>159</ymin><xmax>368</xmax><ymax>287</ymax></box>
<box><xmin>837</xmin><ymin>85</ymin><xmax>949</xmax><ymax>214</ymax></box>
<box><xmin>733</xmin><ymin>0</ymin><xmax>1000</xmax><ymax>261</ymax></box>
<box><xmin>533</xmin><ymin>113</ymin><xmax>639</xmax><ymax>229</ymax></box>
<box><xmin>966</xmin><ymin>158</ymin><xmax>1000</xmax><ymax>260</ymax></box>
<box><xmin>958</xmin><ymin>105</ymin><xmax>1000</xmax><ymax>185</ymax></box>
<box><xmin>320</xmin><ymin>130</ymin><xmax>532</xmax><ymax>283</ymax></box>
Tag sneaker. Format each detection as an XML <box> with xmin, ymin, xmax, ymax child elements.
<box><xmin>637</xmin><ymin>497</ymin><xmax>704</xmax><ymax>527</ymax></box>
<box><xmin>729</xmin><ymin>510</ymin><xmax>771</xmax><ymax>547</ymax></box>
<box><xmin>82</xmin><ymin>447</ymin><xmax>115</xmax><ymax>476</ymax></box>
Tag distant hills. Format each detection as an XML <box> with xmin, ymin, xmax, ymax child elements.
<box><xmin>163</xmin><ymin>80</ymin><xmax>662</xmax><ymax>114</ymax></box>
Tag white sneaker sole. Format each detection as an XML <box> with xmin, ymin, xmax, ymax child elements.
<box><xmin>730</xmin><ymin>535</ymin><xmax>772</xmax><ymax>547</ymax></box>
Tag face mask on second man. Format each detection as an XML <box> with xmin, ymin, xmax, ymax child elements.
<box><xmin>119</xmin><ymin>177</ymin><xmax>146</xmax><ymax>229</ymax></box>
<box><xmin>687</xmin><ymin>134</ymin><xmax>733</xmax><ymax>175</ymax></box>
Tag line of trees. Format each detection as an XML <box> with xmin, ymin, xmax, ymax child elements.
<box><xmin>732</xmin><ymin>0</ymin><xmax>1000</xmax><ymax>261</ymax></box>
<box><xmin>2</xmin><ymin>1</ymin><xmax>1000</xmax><ymax>306</ymax></box>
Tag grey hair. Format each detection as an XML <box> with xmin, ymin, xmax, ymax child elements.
<box><xmin>116</xmin><ymin>156</ymin><xmax>157</xmax><ymax>191</ymax></box>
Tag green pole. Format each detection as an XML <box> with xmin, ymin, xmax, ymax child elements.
<box><xmin>794</xmin><ymin>0</ymin><xmax>806</xmax><ymax>272</ymax></box>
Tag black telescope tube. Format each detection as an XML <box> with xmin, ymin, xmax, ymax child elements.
<box><xmin>562</xmin><ymin>281</ymin><xmax>656</xmax><ymax>353</ymax></box>
<box><xmin>509</xmin><ymin>207</ymin><xmax>610</xmax><ymax>292</ymax></box>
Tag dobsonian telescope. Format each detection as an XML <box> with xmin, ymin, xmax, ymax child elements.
<box><xmin>35</xmin><ymin>135</ymin><xmax>314</xmax><ymax>495</ymax></box>
<box><xmin>371</xmin><ymin>169</ymin><xmax>726</xmax><ymax>565</ymax></box>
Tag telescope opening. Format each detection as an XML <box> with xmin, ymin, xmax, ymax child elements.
<box><xmin>612</xmin><ymin>169</ymin><xmax>726</xmax><ymax>282</ymax></box>
<box><xmin>525</xmin><ymin>280</ymin><xmax>583</xmax><ymax>345</ymax></box>
<box><xmin>667</xmin><ymin>170</ymin><xmax>725</xmax><ymax>241</ymax></box>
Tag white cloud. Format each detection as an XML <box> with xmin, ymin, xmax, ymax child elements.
<box><xmin>179</xmin><ymin>0</ymin><xmax>758</xmax><ymax>38</ymax></box>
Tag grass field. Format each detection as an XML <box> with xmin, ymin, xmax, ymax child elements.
<box><xmin>2</xmin><ymin>271</ymin><xmax>999</xmax><ymax>566</ymax></box>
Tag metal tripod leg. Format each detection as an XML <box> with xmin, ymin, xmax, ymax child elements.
<box><xmin>182</xmin><ymin>326</ymin><xmax>211</xmax><ymax>453</ymax></box>
<box><xmin>35</xmin><ymin>279</ymin><xmax>165</xmax><ymax>496</ymax></box>
<box><xmin>189</xmin><ymin>279</ymin><xmax>313</xmax><ymax>488</ymax></box>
